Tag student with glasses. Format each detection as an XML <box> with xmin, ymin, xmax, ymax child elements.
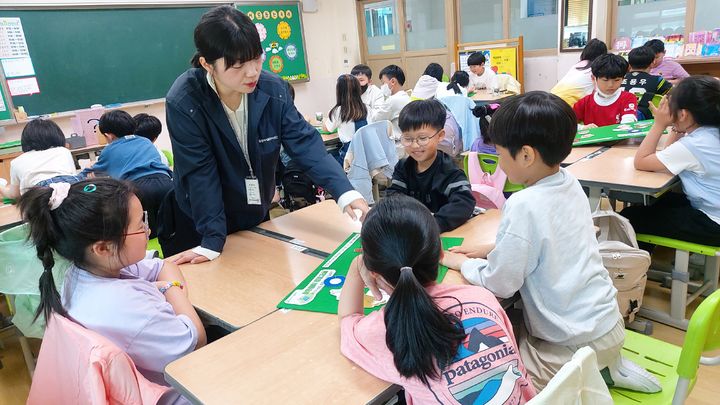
<box><xmin>386</xmin><ymin>100</ymin><xmax>475</xmax><ymax>232</ymax></box>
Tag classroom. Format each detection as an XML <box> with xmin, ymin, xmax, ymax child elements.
<box><xmin>1</xmin><ymin>0</ymin><xmax>720</xmax><ymax>404</ymax></box>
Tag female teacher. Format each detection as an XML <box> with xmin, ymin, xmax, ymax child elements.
<box><xmin>161</xmin><ymin>6</ymin><xmax>368</xmax><ymax>264</ymax></box>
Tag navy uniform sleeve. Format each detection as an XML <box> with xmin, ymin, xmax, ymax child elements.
<box><xmin>434</xmin><ymin>169</ymin><xmax>475</xmax><ymax>232</ymax></box>
<box><xmin>386</xmin><ymin>160</ymin><xmax>407</xmax><ymax>196</ymax></box>
<box><xmin>166</xmin><ymin>101</ymin><xmax>227</xmax><ymax>252</ymax></box>
<box><xmin>279</xmin><ymin>91</ymin><xmax>353</xmax><ymax>199</ymax></box>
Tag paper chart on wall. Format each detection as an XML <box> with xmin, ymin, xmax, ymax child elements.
<box><xmin>7</xmin><ymin>76</ymin><xmax>39</xmax><ymax>96</ymax></box>
<box><xmin>1</xmin><ymin>57</ymin><xmax>35</xmax><ymax>78</ymax></box>
<box><xmin>0</xmin><ymin>18</ymin><xmax>29</xmax><ymax>59</ymax></box>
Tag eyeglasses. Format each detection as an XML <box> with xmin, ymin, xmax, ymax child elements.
<box><xmin>400</xmin><ymin>128</ymin><xmax>442</xmax><ymax>147</ymax></box>
<box><xmin>124</xmin><ymin>211</ymin><xmax>149</xmax><ymax>237</ymax></box>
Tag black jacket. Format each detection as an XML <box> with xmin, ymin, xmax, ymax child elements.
<box><xmin>387</xmin><ymin>151</ymin><xmax>475</xmax><ymax>232</ymax></box>
<box><xmin>165</xmin><ymin>69</ymin><xmax>352</xmax><ymax>251</ymax></box>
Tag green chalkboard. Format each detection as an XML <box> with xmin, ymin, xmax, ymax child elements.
<box><xmin>278</xmin><ymin>233</ymin><xmax>463</xmax><ymax>315</ymax></box>
<box><xmin>236</xmin><ymin>2</ymin><xmax>309</xmax><ymax>82</ymax></box>
<box><xmin>0</xmin><ymin>6</ymin><xmax>220</xmax><ymax>116</ymax></box>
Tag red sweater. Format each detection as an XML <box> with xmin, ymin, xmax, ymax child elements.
<box><xmin>573</xmin><ymin>91</ymin><xmax>637</xmax><ymax>127</ymax></box>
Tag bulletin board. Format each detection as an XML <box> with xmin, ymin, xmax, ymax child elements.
<box><xmin>457</xmin><ymin>37</ymin><xmax>524</xmax><ymax>90</ymax></box>
<box><xmin>235</xmin><ymin>1</ymin><xmax>309</xmax><ymax>82</ymax></box>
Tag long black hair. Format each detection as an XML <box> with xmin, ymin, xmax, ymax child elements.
<box><xmin>668</xmin><ymin>75</ymin><xmax>720</xmax><ymax>129</ymax></box>
<box><xmin>191</xmin><ymin>5</ymin><xmax>263</xmax><ymax>69</ymax></box>
<box><xmin>577</xmin><ymin>38</ymin><xmax>607</xmax><ymax>70</ymax></box>
<box><xmin>446</xmin><ymin>71</ymin><xmax>470</xmax><ymax>94</ymax></box>
<box><xmin>329</xmin><ymin>74</ymin><xmax>367</xmax><ymax>123</ymax></box>
<box><xmin>361</xmin><ymin>195</ymin><xmax>465</xmax><ymax>386</ymax></box>
<box><xmin>17</xmin><ymin>179</ymin><xmax>134</xmax><ymax>322</ymax></box>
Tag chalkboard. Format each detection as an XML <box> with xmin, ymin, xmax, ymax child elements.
<box><xmin>236</xmin><ymin>2</ymin><xmax>309</xmax><ymax>82</ymax></box>
<box><xmin>0</xmin><ymin>6</ymin><xmax>222</xmax><ymax>116</ymax></box>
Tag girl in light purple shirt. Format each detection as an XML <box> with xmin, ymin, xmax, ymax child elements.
<box><xmin>19</xmin><ymin>178</ymin><xmax>206</xmax><ymax>402</ymax></box>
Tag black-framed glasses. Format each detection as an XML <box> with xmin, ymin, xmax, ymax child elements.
<box><xmin>124</xmin><ymin>211</ymin><xmax>149</xmax><ymax>237</ymax></box>
<box><xmin>400</xmin><ymin>128</ymin><xmax>442</xmax><ymax>147</ymax></box>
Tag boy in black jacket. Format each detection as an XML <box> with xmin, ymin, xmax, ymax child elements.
<box><xmin>387</xmin><ymin>99</ymin><xmax>475</xmax><ymax>232</ymax></box>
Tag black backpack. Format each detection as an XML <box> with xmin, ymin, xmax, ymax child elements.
<box><xmin>280</xmin><ymin>167</ymin><xmax>319</xmax><ymax>211</ymax></box>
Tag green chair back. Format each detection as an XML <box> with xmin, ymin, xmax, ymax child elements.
<box><xmin>162</xmin><ymin>149</ymin><xmax>174</xmax><ymax>168</ymax></box>
<box><xmin>463</xmin><ymin>152</ymin><xmax>524</xmax><ymax>193</ymax></box>
<box><xmin>678</xmin><ymin>288</ymin><xmax>720</xmax><ymax>380</ymax></box>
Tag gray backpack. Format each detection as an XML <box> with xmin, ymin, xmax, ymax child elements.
<box><xmin>593</xmin><ymin>208</ymin><xmax>650</xmax><ymax>323</ymax></box>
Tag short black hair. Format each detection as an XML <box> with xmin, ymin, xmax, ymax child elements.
<box><xmin>398</xmin><ymin>99</ymin><xmax>447</xmax><ymax>133</ymax></box>
<box><xmin>379</xmin><ymin>64</ymin><xmax>406</xmax><ymax>86</ymax></box>
<box><xmin>191</xmin><ymin>5</ymin><xmax>263</xmax><ymax>69</ymax></box>
<box><xmin>99</xmin><ymin>110</ymin><xmax>136</xmax><ymax>137</ymax></box>
<box><xmin>579</xmin><ymin>38</ymin><xmax>607</xmax><ymax>64</ymax></box>
<box><xmin>488</xmin><ymin>91</ymin><xmax>577</xmax><ymax>166</ymax></box>
<box><xmin>423</xmin><ymin>63</ymin><xmax>444</xmax><ymax>81</ymax></box>
<box><xmin>628</xmin><ymin>46</ymin><xmax>656</xmax><ymax>70</ymax></box>
<box><xmin>133</xmin><ymin>113</ymin><xmax>162</xmax><ymax>142</ymax></box>
<box><xmin>351</xmin><ymin>64</ymin><xmax>372</xmax><ymax>79</ymax></box>
<box><xmin>591</xmin><ymin>53</ymin><xmax>629</xmax><ymax>79</ymax></box>
<box><xmin>21</xmin><ymin>119</ymin><xmax>66</xmax><ymax>152</ymax></box>
<box><xmin>467</xmin><ymin>52</ymin><xmax>486</xmax><ymax>66</ymax></box>
<box><xmin>644</xmin><ymin>39</ymin><xmax>665</xmax><ymax>55</ymax></box>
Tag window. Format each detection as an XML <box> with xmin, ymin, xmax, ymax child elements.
<box><xmin>510</xmin><ymin>0</ymin><xmax>558</xmax><ymax>50</ymax></box>
<box><xmin>459</xmin><ymin>0</ymin><xmax>504</xmax><ymax>43</ymax></box>
<box><xmin>693</xmin><ymin>0</ymin><xmax>718</xmax><ymax>32</ymax></box>
<box><xmin>364</xmin><ymin>1</ymin><xmax>401</xmax><ymax>55</ymax></box>
<box><xmin>615</xmin><ymin>0</ymin><xmax>686</xmax><ymax>39</ymax></box>
<box><xmin>405</xmin><ymin>0</ymin><xmax>446</xmax><ymax>51</ymax></box>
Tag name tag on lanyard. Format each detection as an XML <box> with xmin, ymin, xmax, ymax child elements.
<box><xmin>245</xmin><ymin>176</ymin><xmax>262</xmax><ymax>205</ymax></box>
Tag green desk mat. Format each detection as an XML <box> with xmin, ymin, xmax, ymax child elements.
<box><xmin>277</xmin><ymin>233</ymin><xmax>463</xmax><ymax>315</ymax></box>
<box><xmin>0</xmin><ymin>140</ymin><xmax>21</xmax><ymax>150</ymax></box>
<box><xmin>573</xmin><ymin>120</ymin><xmax>664</xmax><ymax>146</ymax></box>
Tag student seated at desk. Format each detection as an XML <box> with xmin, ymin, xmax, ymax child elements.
<box><xmin>387</xmin><ymin>99</ymin><xmax>475</xmax><ymax>232</ymax></box>
<box><xmin>351</xmin><ymin>64</ymin><xmax>385</xmax><ymax>116</ymax></box>
<box><xmin>369</xmin><ymin>64</ymin><xmax>411</xmax><ymax>142</ymax></box>
<box><xmin>339</xmin><ymin>195</ymin><xmax>535</xmax><ymax>404</ymax></box>
<box><xmin>80</xmin><ymin>110</ymin><xmax>172</xmax><ymax>238</ymax></box>
<box><xmin>19</xmin><ymin>179</ymin><xmax>206</xmax><ymax>403</ymax></box>
<box><xmin>622</xmin><ymin>46</ymin><xmax>672</xmax><ymax>120</ymax></box>
<box><xmin>646</xmin><ymin>39</ymin><xmax>689</xmax><ymax>85</ymax></box>
<box><xmin>411</xmin><ymin>63</ymin><xmax>444</xmax><ymax>99</ymax></box>
<box><xmin>466</xmin><ymin>51</ymin><xmax>497</xmax><ymax>92</ymax></box>
<box><xmin>574</xmin><ymin>54</ymin><xmax>638</xmax><ymax>129</ymax></box>
<box><xmin>0</xmin><ymin>119</ymin><xmax>79</xmax><ymax>200</ymax></box>
<box><xmin>442</xmin><ymin>92</ymin><xmax>661</xmax><ymax>393</ymax></box>
<box><xmin>622</xmin><ymin>76</ymin><xmax>720</xmax><ymax>248</ymax></box>
<box><xmin>133</xmin><ymin>113</ymin><xmax>170</xmax><ymax>167</ymax></box>
<box><xmin>324</xmin><ymin>74</ymin><xmax>368</xmax><ymax>166</ymax></box>
<box><xmin>435</xmin><ymin>71</ymin><xmax>469</xmax><ymax>99</ymax></box>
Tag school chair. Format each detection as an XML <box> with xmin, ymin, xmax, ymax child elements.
<box><xmin>0</xmin><ymin>294</ymin><xmax>35</xmax><ymax>378</ymax></box>
<box><xmin>465</xmin><ymin>151</ymin><xmax>506</xmax><ymax>209</ymax></box>
<box><xmin>636</xmin><ymin>234</ymin><xmax>720</xmax><ymax>330</ymax></box>
<box><xmin>528</xmin><ymin>347</ymin><xmax>612</xmax><ymax>404</ymax></box>
<box><xmin>611</xmin><ymin>288</ymin><xmax>720</xmax><ymax>404</ymax></box>
<box><xmin>344</xmin><ymin>121</ymin><xmax>397</xmax><ymax>204</ymax></box>
<box><xmin>147</xmin><ymin>237</ymin><xmax>164</xmax><ymax>259</ymax></box>
<box><xmin>462</xmin><ymin>153</ymin><xmax>525</xmax><ymax>195</ymax></box>
<box><xmin>161</xmin><ymin>149</ymin><xmax>174</xmax><ymax>167</ymax></box>
<box><xmin>27</xmin><ymin>314</ymin><xmax>171</xmax><ymax>405</ymax></box>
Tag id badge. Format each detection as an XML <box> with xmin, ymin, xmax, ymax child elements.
<box><xmin>245</xmin><ymin>177</ymin><xmax>262</xmax><ymax>205</ymax></box>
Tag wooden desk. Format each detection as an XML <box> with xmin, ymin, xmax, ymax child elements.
<box><xmin>165</xmin><ymin>310</ymin><xmax>396</xmax><ymax>405</ymax></box>
<box><xmin>0</xmin><ymin>204</ymin><xmax>21</xmax><ymax>231</ymax></box>
<box><xmin>561</xmin><ymin>146</ymin><xmax>603</xmax><ymax>166</ymax></box>
<box><xmin>470</xmin><ymin>89</ymin><xmax>513</xmax><ymax>105</ymax></box>
<box><xmin>567</xmin><ymin>147</ymin><xmax>677</xmax><ymax>208</ymax></box>
<box><xmin>175</xmin><ymin>231</ymin><xmax>322</xmax><ymax>330</ymax></box>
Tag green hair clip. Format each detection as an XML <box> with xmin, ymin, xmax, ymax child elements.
<box><xmin>83</xmin><ymin>184</ymin><xmax>97</xmax><ymax>193</ymax></box>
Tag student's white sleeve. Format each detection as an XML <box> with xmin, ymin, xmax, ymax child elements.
<box><xmin>337</xmin><ymin>190</ymin><xmax>365</xmax><ymax>212</ymax></box>
<box><xmin>620</xmin><ymin>114</ymin><xmax>637</xmax><ymax>123</ymax></box>
<box><xmin>9</xmin><ymin>159</ymin><xmax>20</xmax><ymax>185</ymax></box>
<box><xmin>324</xmin><ymin>110</ymin><xmax>341</xmax><ymax>132</ymax></box>
<box><xmin>656</xmin><ymin>141</ymin><xmax>704</xmax><ymax>175</ymax></box>
<box><xmin>460</xmin><ymin>231</ymin><xmax>533</xmax><ymax>298</ymax></box>
<box><xmin>192</xmin><ymin>246</ymin><xmax>221</xmax><ymax>260</ymax></box>
<box><xmin>370</xmin><ymin>97</ymin><xmax>393</xmax><ymax>122</ymax></box>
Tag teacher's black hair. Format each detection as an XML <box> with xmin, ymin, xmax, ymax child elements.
<box><xmin>191</xmin><ymin>5</ymin><xmax>263</xmax><ymax>69</ymax></box>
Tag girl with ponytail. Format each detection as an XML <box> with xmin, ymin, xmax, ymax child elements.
<box><xmin>339</xmin><ymin>195</ymin><xmax>534</xmax><ymax>403</ymax></box>
<box><xmin>436</xmin><ymin>71</ymin><xmax>470</xmax><ymax>99</ymax></box>
<box><xmin>19</xmin><ymin>178</ymin><xmax>206</xmax><ymax>395</ymax></box>
<box><xmin>622</xmin><ymin>75</ymin><xmax>720</xmax><ymax>247</ymax></box>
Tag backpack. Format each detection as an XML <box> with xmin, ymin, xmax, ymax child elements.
<box><xmin>593</xmin><ymin>207</ymin><xmax>650</xmax><ymax>323</ymax></box>
<box><xmin>280</xmin><ymin>167</ymin><xmax>320</xmax><ymax>211</ymax></box>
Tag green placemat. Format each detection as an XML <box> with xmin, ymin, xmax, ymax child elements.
<box><xmin>2</xmin><ymin>198</ymin><xmax>16</xmax><ymax>205</ymax></box>
<box><xmin>573</xmin><ymin>119</ymin><xmax>662</xmax><ymax>146</ymax></box>
<box><xmin>0</xmin><ymin>140</ymin><xmax>21</xmax><ymax>150</ymax></box>
<box><xmin>278</xmin><ymin>233</ymin><xmax>463</xmax><ymax>315</ymax></box>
